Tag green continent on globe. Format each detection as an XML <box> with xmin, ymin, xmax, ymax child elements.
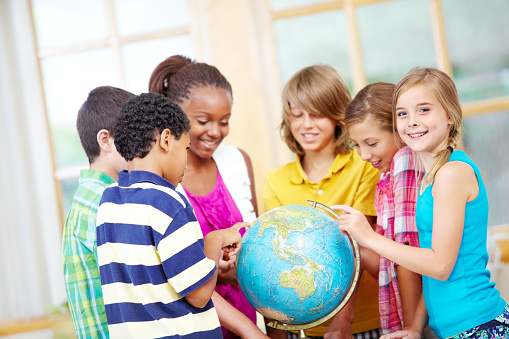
<box><xmin>257</xmin><ymin>208</ymin><xmax>328</xmax><ymax>304</ymax></box>
<box><xmin>281</xmin><ymin>267</ymin><xmax>316</xmax><ymax>301</ymax></box>
<box><xmin>257</xmin><ymin>208</ymin><xmax>312</xmax><ymax>238</ymax></box>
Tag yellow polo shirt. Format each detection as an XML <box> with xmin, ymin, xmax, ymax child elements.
<box><xmin>263</xmin><ymin>149</ymin><xmax>380</xmax><ymax>335</ymax></box>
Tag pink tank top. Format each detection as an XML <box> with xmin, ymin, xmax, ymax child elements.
<box><xmin>183</xmin><ymin>170</ymin><xmax>256</xmax><ymax>339</ymax></box>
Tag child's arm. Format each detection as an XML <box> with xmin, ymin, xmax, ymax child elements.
<box><xmin>396</xmin><ymin>266</ymin><xmax>422</xmax><ymax>327</ymax></box>
<box><xmin>185</xmin><ymin>223</ymin><xmax>245</xmax><ymax>308</ymax></box>
<box><xmin>360</xmin><ymin>246</ymin><xmax>380</xmax><ymax>276</ymax></box>
<box><xmin>333</xmin><ymin>161</ymin><xmax>476</xmax><ymax>280</ymax></box>
<box><xmin>212</xmin><ymin>292</ymin><xmax>269</xmax><ymax>338</ymax></box>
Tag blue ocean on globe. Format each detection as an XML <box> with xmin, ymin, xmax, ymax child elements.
<box><xmin>236</xmin><ymin>204</ymin><xmax>355</xmax><ymax>325</ymax></box>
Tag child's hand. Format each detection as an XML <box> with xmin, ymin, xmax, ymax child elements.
<box><xmin>330</xmin><ymin>205</ymin><xmax>374</xmax><ymax>247</ymax></box>
<box><xmin>221</xmin><ymin>222</ymin><xmax>249</xmax><ymax>248</ymax></box>
<box><xmin>218</xmin><ymin>248</ymin><xmax>237</xmax><ymax>273</ymax></box>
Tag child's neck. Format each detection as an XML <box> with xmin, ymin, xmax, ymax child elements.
<box><xmin>301</xmin><ymin>149</ymin><xmax>336</xmax><ymax>183</ymax></box>
<box><xmin>90</xmin><ymin>159</ymin><xmax>118</xmax><ymax>181</ymax></box>
<box><xmin>181</xmin><ymin>151</ymin><xmax>218</xmax><ymax>196</ymax></box>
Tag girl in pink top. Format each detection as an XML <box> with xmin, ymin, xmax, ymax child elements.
<box><xmin>344</xmin><ymin>82</ymin><xmax>423</xmax><ymax>334</ymax></box>
<box><xmin>149</xmin><ymin>55</ymin><xmax>264</xmax><ymax>339</ymax></box>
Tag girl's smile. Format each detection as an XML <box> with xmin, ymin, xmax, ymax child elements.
<box><xmin>395</xmin><ymin>85</ymin><xmax>452</xmax><ymax>166</ymax></box>
<box><xmin>180</xmin><ymin>86</ymin><xmax>232</xmax><ymax>160</ymax></box>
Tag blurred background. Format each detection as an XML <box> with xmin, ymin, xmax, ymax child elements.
<box><xmin>1</xmin><ymin>0</ymin><xmax>509</xmax><ymax>337</ymax></box>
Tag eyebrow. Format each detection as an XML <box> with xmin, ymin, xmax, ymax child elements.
<box><xmin>396</xmin><ymin>101</ymin><xmax>433</xmax><ymax>110</ymax></box>
<box><xmin>416</xmin><ymin>102</ymin><xmax>432</xmax><ymax>107</ymax></box>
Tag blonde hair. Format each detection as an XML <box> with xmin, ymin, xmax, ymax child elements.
<box><xmin>394</xmin><ymin>67</ymin><xmax>463</xmax><ymax>187</ymax></box>
<box><xmin>280</xmin><ymin>65</ymin><xmax>351</xmax><ymax>156</ymax></box>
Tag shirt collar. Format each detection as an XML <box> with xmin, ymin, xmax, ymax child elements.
<box><xmin>80</xmin><ymin>169</ymin><xmax>116</xmax><ymax>186</ymax></box>
<box><xmin>118</xmin><ymin>170</ymin><xmax>176</xmax><ymax>190</ymax></box>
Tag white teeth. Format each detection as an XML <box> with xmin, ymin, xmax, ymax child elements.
<box><xmin>202</xmin><ymin>140</ymin><xmax>215</xmax><ymax>146</ymax></box>
<box><xmin>303</xmin><ymin>134</ymin><xmax>317</xmax><ymax>138</ymax></box>
<box><xmin>409</xmin><ymin>132</ymin><xmax>426</xmax><ymax>138</ymax></box>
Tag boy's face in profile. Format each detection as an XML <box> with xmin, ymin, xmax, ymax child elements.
<box><xmin>163</xmin><ymin>131</ymin><xmax>190</xmax><ymax>186</ymax></box>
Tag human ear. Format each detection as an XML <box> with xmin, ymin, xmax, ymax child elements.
<box><xmin>97</xmin><ymin>129</ymin><xmax>114</xmax><ymax>153</ymax></box>
<box><xmin>158</xmin><ymin>128</ymin><xmax>173</xmax><ymax>152</ymax></box>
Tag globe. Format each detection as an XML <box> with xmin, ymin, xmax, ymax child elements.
<box><xmin>236</xmin><ymin>202</ymin><xmax>360</xmax><ymax>330</ymax></box>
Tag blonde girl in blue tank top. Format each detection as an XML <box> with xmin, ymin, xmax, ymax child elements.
<box><xmin>332</xmin><ymin>68</ymin><xmax>508</xmax><ymax>338</ymax></box>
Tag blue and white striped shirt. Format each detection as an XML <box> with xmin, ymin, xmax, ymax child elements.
<box><xmin>97</xmin><ymin>170</ymin><xmax>221</xmax><ymax>339</ymax></box>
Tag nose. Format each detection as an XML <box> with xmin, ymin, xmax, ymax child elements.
<box><xmin>359</xmin><ymin>147</ymin><xmax>371</xmax><ymax>162</ymax></box>
<box><xmin>303</xmin><ymin>113</ymin><xmax>314</xmax><ymax>128</ymax></box>
<box><xmin>408</xmin><ymin>112</ymin><xmax>419</xmax><ymax>127</ymax></box>
<box><xmin>208</xmin><ymin>122</ymin><xmax>220</xmax><ymax>137</ymax></box>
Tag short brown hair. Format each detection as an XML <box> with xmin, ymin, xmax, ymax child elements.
<box><xmin>77</xmin><ymin>86</ymin><xmax>135</xmax><ymax>163</ymax></box>
<box><xmin>280</xmin><ymin>65</ymin><xmax>351</xmax><ymax>156</ymax></box>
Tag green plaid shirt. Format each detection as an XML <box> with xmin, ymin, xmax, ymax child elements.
<box><xmin>63</xmin><ymin>170</ymin><xmax>114</xmax><ymax>339</ymax></box>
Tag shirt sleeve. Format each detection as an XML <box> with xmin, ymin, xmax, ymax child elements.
<box><xmin>352</xmin><ymin>162</ymin><xmax>379</xmax><ymax>217</ymax></box>
<box><xmin>263</xmin><ymin>174</ymin><xmax>283</xmax><ymax>212</ymax></box>
<box><xmin>392</xmin><ymin>148</ymin><xmax>420</xmax><ymax>247</ymax></box>
<box><xmin>158</xmin><ymin>208</ymin><xmax>217</xmax><ymax>296</ymax></box>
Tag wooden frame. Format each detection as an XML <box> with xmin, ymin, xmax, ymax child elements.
<box><xmin>269</xmin><ymin>0</ymin><xmax>509</xmax><ymax>116</ymax></box>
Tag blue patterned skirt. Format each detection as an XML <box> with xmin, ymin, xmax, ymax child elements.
<box><xmin>449</xmin><ymin>304</ymin><xmax>509</xmax><ymax>338</ymax></box>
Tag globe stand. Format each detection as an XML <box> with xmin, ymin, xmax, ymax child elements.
<box><xmin>265</xmin><ymin>200</ymin><xmax>361</xmax><ymax>337</ymax></box>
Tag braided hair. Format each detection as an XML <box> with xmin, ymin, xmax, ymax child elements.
<box><xmin>393</xmin><ymin>67</ymin><xmax>464</xmax><ymax>187</ymax></box>
<box><xmin>148</xmin><ymin>55</ymin><xmax>232</xmax><ymax>104</ymax></box>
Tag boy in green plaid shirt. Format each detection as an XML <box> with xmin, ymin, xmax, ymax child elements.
<box><xmin>62</xmin><ymin>86</ymin><xmax>134</xmax><ymax>338</ymax></box>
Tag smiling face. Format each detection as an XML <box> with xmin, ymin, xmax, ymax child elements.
<box><xmin>289</xmin><ymin>102</ymin><xmax>337</xmax><ymax>155</ymax></box>
<box><xmin>348</xmin><ymin>115</ymin><xmax>400</xmax><ymax>174</ymax></box>
<box><xmin>395</xmin><ymin>85</ymin><xmax>452</xmax><ymax>162</ymax></box>
<box><xmin>179</xmin><ymin>86</ymin><xmax>232</xmax><ymax>160</ymax></box>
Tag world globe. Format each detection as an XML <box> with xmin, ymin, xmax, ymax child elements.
<box><xmin>236</xmin><ymin>201</ymin><xmax>360</xmax><ymax>332</ymax></box>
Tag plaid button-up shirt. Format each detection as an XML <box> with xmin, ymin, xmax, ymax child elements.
<box><xmin>375</xmin><ymin>146</ymin><xmax>422</xmax><ymax>334</ymax></box>
<box><xmin>62</xmin><ymin>170</ymin><xmax>114</xmax><ymax>339</ymax></box>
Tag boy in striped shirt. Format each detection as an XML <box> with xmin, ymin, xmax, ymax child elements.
<box><xmin>96</xmin><ymin>92</ymin><xmax>245</xmax><ymax>338</ymax></box>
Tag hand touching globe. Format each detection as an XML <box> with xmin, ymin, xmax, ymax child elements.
<box><xmin>236</xmin><ymin>202</ymin><xmax>360</xmax><ymax>331</ymax></box>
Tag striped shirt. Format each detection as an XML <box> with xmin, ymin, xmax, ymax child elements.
<box><xmin>62</xmin><ymin>169</ymin><xmax>113</xmax><ymax>339</ymax></box>
<box><xmin>96</xmin><ymin>170</ymin><xmax>221</xmax><ymax>339</ymax></box>
<box><xmin>374</xmin><ymin>146</ymin><xmax>421</xmax><ymax>334</ymax></box>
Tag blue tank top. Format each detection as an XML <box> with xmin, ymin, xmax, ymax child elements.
<box><xmin>416</xmin><ymin>150</ymin><xmax>506</xmax><ymax>338</ymax></box>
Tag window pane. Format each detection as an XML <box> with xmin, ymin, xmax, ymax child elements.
<box><xmin>463</xmin><ymin>110</ymin><xmax>509</xmax><ymax>226</ymax></box>
<box><xmin>40</xmin><ymin>49</ymin><xmax>118</xmax><ymax>167</ymax></box>
<box><xmin>122</xmin><ymin>35</ymin><xmax>195</xmax><ymax>95</ymax></box>
<box><xmin>31</xmin><ymin>0</ymin><xmax>108</xmax><ymax>48</ymax></box>
<box><xmin>114</xmin><ymin>0</ymin><xmax>189</xmax><ymax>36</ymax></box>
<box><xmin>273</xmin><ymin>10</ymin><xmax>352</xmax><ymax>87</ymax></box>
<box><xmin>443</xmin><ymin>0</ymin><xmax>509</xmax><ymax>102</ymax></box>
<box><xmin>357</xmin><ymin>0</ymin><xmax>436</xmax><ymax>85</ymax></box>
<box><xmin>61</xmin><ymin>178</ymin><xmax>79</xmax><ymax>217</ymax></box>
<box><xmin>270</xmin><ymin>0</ymin><xmax>336</xmax><ymax>11</ymax></box>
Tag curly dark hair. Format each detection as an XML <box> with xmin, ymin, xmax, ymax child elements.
<box><xmin>114</xmin><ymin>92</ymin><xmax>191</xmax><ymax>161</ymax></box>
<box><xmin>148</xmin><ymin>55</ymin><xmax>232</xmax><ymax>104</ymax></box>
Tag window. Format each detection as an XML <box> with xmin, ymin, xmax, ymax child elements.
<box><xmin>30</xmin><ymin>0</ymin><xmax>194</xmax><ymax>219</ymax></box>
<box><xmin>268</xmin><ymin>0</ymin><xmax>509</xmax><ymax>226</ymax></box>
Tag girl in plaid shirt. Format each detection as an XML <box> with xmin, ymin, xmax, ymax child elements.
<box><xmin>344</xmin><ymin>82</ymin><xmax>424</xmax><ymax>334</ymax></box>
